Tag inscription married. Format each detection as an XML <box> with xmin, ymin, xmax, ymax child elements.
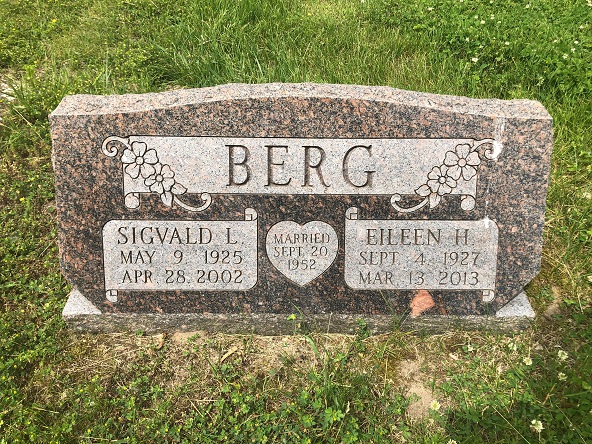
<box><xmin>266</xmin><ymin>221</ymin><xmax>338</xmax><ymax>286</ymax></box>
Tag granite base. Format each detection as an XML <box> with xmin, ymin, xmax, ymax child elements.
<box><xmin>63</xmin><ymin>290</ymin><xmax>535</xmax><ymax>335</ymax></box>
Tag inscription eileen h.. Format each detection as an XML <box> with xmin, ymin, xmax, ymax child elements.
<box><xmin>102</xmin><ymin>136</ymin><xmax>500</xmax><ymax>213</ymax></box>
<box><xmin>344</xmin><ymin>208</ymin><xmax>498</xmax><ymax>301</ymax></box>
<box><xmin>102</xmin><ymin>209</ymin><xmax>258</xmax><ymax>302</ymax></box>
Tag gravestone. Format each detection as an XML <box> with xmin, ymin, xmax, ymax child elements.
<box><xmin>50</xmin><ymin>83</ymin><xmax>552</xmax><ymax>334</ymax></box>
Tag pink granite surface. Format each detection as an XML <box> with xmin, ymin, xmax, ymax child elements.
<box><xmin>50</xmin><ymin>83</ymin><xmax>553</xmax><ymax>324</ymax></box>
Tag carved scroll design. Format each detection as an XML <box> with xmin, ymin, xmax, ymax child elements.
<box><xmin>391</xmin><ymin>139</ymin><xmax>497</xmax><ymax>213</ymax></box>
<box><xmin>102</xmin><ymin>136</ymin><xmax>211</xmax><ymax>212</ymax></box>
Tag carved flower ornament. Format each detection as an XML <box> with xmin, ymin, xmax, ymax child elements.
<box><xmin>120</xmin><ymin>141</ymin><xmax>187</xmax><ymax>207</ymax></box>
<box><xmin>391</xmin><ymin>139</ymin><xmax>495</xmax><ymax>213</ymax></box>
<box><xmin>120</xmin><ymin>141</ymin><xmax>159</xmax><ymax>179</ymax></box>
<box><xmin>144</xmin><ymin>163</ymin><xmax>187</xmax><ymax>207</ymax></box>
<box><xmin>102</xmin><ymin>136</ymin><xmax>210</xmax><ymax>212</ymax></box>
<box><xmin>416</xmin><ymin>165</ymin><xmax>457</xmax><ymax>208</ymax></box>
<box><xmin>444</xmin><ymin>143</ymin><xmax>481</xmax><ymax>181</ymax></box>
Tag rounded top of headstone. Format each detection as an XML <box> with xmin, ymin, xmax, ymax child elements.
<box><xmin>49</xmin><ymin>83</ymin><xmax>551</xmax><ymax>121</ymax></box>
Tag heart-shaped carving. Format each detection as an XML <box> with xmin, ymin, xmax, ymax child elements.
<box><xmin>266</xmin><ymin>221</ymin><xmax>338</xmax><ymax>286</ymax></box>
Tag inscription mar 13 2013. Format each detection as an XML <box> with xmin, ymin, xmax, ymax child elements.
<box><xmin>344</xmin><ymin>208</ymin><xmax>498</xmax><ymax>301</ymax></box>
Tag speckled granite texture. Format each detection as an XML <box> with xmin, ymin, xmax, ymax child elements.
<box><xmin>50</xmin><ymin>83</ymin><xmax>553</xmax><ymax>334</ymax></box>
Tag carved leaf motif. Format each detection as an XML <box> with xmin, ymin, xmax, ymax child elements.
<box><xmin>461</xmin><ymin>164</ymin><xmax>477</xmax><ymax>181</ymax></box>
<box><xmin>161</xmin><ymin>191</ymin><xmax>173</xmax><ymax>207</ymax></box>
<box><xmin>121</xmin><ymin>149</ymin><xmax>136</xmax><ymax>164</ymax></box>
<box><xmin>416</xmin><ymin>184</ymin><xmax>431</xmax><ymax>197</ymax></box>
<box><xmin>466</xmin><ymin>151</ymin><xmax>481</xmax><ymax>166</ymax></box>
<box><xmin>143</xmin><ymin>149</ymin><xmax>158</xmax><ymax>164</ymax></box>
<box><xmin>125</xmin><ymin>162</ymin><xmax>142</xmax><ymax>179</ymax></box>
<box><xmin>172</xmin><ymin>182</ymin><xmax>187</xmax><ymax>195</ymax></box>
<box><xmin>444</xmin><ymin>150</ymin><xmax>459</xmax><ymax>167</ymax></box>
<box><xmin>456</xmin><ymin>143</ymin><xmax>471</xmax><ymax>159</ymax></box>
<box><xmin>428</xmin><ymin>193</ymin><xmax>441</xmax><ymax>208</ymax></box>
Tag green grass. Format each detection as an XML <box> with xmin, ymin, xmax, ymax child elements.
<box><xmin>0</xmin><ymin>0</ymin><xmax>591</xmax><ymax>442</ymax></box>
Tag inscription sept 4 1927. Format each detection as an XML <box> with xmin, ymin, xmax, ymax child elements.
<box><xmin>344</xmin><ymin>208</ymin><xmax>498</xmax><ymax>302</ymax></box>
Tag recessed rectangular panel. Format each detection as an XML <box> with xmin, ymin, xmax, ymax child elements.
<box><xmin>102</xmin><ymin>219</ymin><xmax>258</xmax><ymax>292</ymax></box>
<box><xmin>345</xmin><ymin>218</ymin><xmax>498</xmax><ymax>291</ymax></box>
<box><xmin>117</xmin><ymin>136</ymin><xmax>480</xmax><ymax>197</ymax></box>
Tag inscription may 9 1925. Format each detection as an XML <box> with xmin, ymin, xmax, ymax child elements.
<box><xmin>50</xmin><ymin>83</ymin><xmax>553</xmax><ymax>334</ymax></box>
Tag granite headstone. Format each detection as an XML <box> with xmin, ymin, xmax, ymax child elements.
<box><xmin>50</xmin><ymin>83</ymin><xmax>552</xmax><ymax>334</ymax></box>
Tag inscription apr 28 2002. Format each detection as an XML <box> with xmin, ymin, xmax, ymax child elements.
<box><xmin>102</xmin><ymin>209</ymin><xmax>258</xmax><ymax>302</ymax></box>
<box><xmin>50</xmin><ymin>83</ymin><xmax>553</xmax><ymax>333</ymax></box>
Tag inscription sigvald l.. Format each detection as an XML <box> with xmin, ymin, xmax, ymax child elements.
<box><xmin>102</xmin><ymin>209</ymin><xmax>258</xmax><ymax>302</ymax></box>
<box><xmin>266</xmin><ymin>221</ymin><xmax>338</xmax><ymax>286</ymax></box>
<box><xmin>102</xmin><ymin>136</ymin><xmax>501</xmax><ymax>213</ymax></box>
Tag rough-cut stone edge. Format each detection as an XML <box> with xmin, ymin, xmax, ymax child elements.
<box><xmin>495</xmin><ymin>292</ymin><xmax>535</xmax><ymax>318</ymax></box>
<box><xmin>62</xmin><ymin>290</ymin><xmax>534</xmax><ymax>335</ymax></box>
<box><xmin>49</xmin><ymin>83</ymin><xmax>552</xmax><ymax>121</ymax></box>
